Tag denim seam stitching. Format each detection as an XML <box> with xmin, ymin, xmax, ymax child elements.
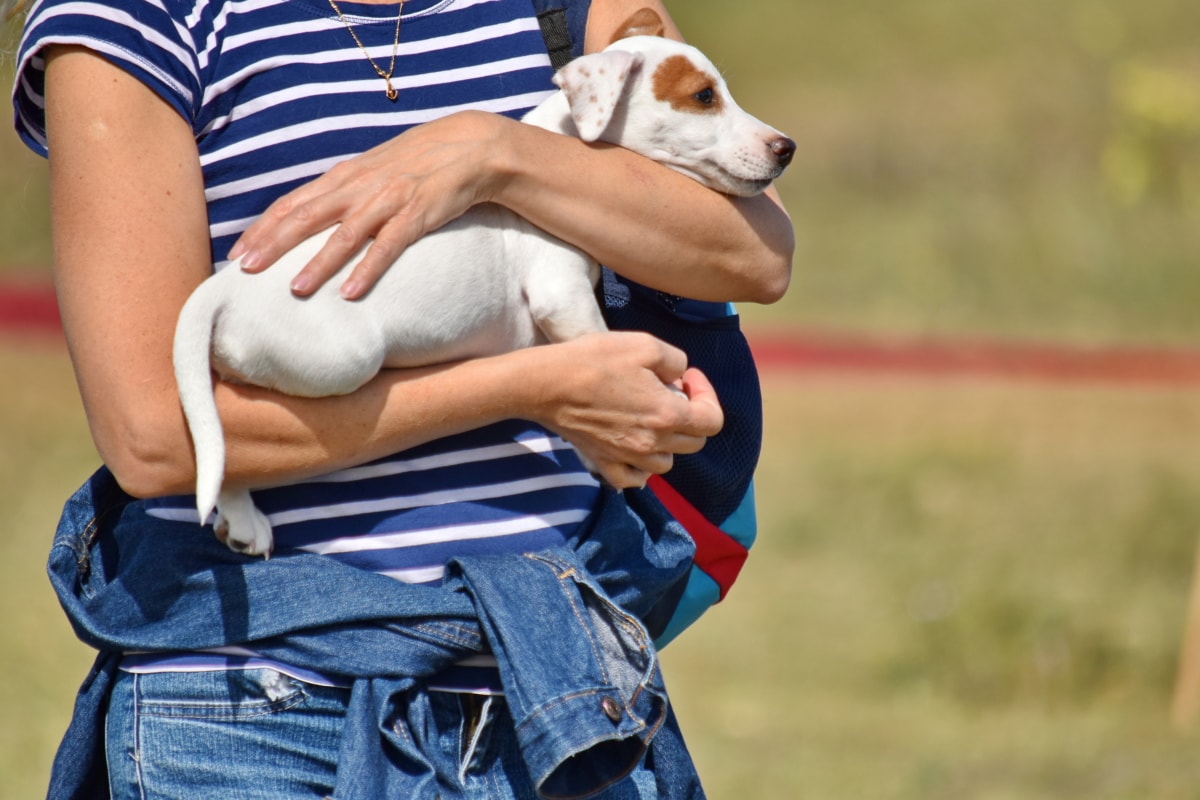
<box><xmin>135</xmin><ymin>690</ymin><xmax>308</xmax><ymax>720</ymax></box>
<box><xmin>389</xmin><ymin>703</ymin><xmax>416</xmax><ymax>748</ymax></box>
<box><xmin>131</xmin><ymin>672</ymin><xmax>148</xmax><ymax>800</ymax></box>
<box><xmin>520</xmin><ymin>553</ymin><xmax>649</xmax><ymax>647</ymax></box>
<box><xmin>543</xmin><ymin>700</ymin><xmax>670</xmax><ymax>800</ymax></box>
<box><xmin>511</xmin><ymin>687</ymin><xmax>633</xmax><ymax>738</ymax></box>
<box><xmin>409</xmin><ymin>621</ymin><xmax>484</xmax><ymax>650</ymax></box>
<box><xmin>524</xmin><ymin>554</ymin><xmax>610</xmax><ymax>686</ymax></box>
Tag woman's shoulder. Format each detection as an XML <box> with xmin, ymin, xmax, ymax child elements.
<box><xmin>13</xmin><ymin>0</ymin><xmax>205</xmax><ymax>152</ymax></box>
<box><xmin>12</xmin><ymin>0</ymin><xmax>326</xmax><ymax>151</ymax></box>
<box><xmin>16</xmin><ymin>0</ymin><xmax>318</xmax><ymax>74</ymax></box>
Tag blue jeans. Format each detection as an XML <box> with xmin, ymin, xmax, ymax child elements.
<box><xmin>105</xmin><ymin>668</ymin><xmax>665</xmax><ymax>799</ymax></box>
<box><xmin>52</xmin><ymin>467</ymin><xmax>704</xmax><ymax>799</ymax></box>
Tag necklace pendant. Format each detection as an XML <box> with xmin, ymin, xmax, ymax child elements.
<box><xmin>328</xmin><ymin>0</ymin><xmax>405</xmax><ymax>104</ymax></box>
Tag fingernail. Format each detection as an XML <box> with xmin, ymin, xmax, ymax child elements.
<box><xmin>239</xmin><ymin>250</ymin><xmax>261</xmax><ymax>270</ymax></box>
<box><xmin>227</xmin><ymin>241</ymin><xmax>245</xmax><ymax>260</ymax></box>
<box><xmin>291</xmin><ymin>274</ymin><xmax>312</xmax><ymax>295</ymax></box>
<box><xmin>340</xmin><ymin>279</ymin><xmax>361</xmax><ymax>300</ymax></box>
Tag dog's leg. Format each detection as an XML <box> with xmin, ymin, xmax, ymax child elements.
<box><xmin>520</xmin><ymin>249</ymin><xmax>611</xmax><ymax>480</ymax></box>
<box><xmin>214</xmin><ymin>489</ymin><xmax>275</xmax><ymax>558</ymax></box>
<box><xmin>523</xmin><ymin>247</ymin><xmax>608</xmax><ymax>343</ymax></box>
<box><xmin>532</xmin><ymin>297</ymin><xmax>608</xmax><ymax>342</ymax></box>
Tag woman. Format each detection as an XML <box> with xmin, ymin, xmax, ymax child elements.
<box><xmin>10</xmin><ymin>0</ymin><xmax>793</xmax><ymax>796</ymax></box>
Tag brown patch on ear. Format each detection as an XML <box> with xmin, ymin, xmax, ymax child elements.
<box><xmin>609</xmin><ymin>8</ymin><xmax>666</xmax><ymax>44</ymax></box>
<box><xmin>651</xmin><ymin>55</ymin><xmax>724</xmax><ymax>114</ymax></box>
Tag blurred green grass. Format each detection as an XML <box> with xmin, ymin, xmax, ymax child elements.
<box><xmin>664</xmin><ymin>374</ymin><xmax>1200</xmax><ymax>799</ymax></box>
<box><xmin>0</xmin><ymin>345</ymin><xmax>98</xmax><ymax>799</ymax></box>
<box><xmin>678</xmin><ymin>0</ymin><xmax>1200</xmax><ymax>345</ymax></box>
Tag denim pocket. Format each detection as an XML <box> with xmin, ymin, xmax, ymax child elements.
<box><xmin>107</xmin><ymin>668</ymin><xmax>347</xmax><ymax>800</ymax></box>
<box><xmin>133</xmin><ymin>667</ymin><xmax>308</xmax><ymax>719</ymax></box>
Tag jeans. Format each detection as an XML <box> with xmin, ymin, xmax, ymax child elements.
<box><xmin>50</xmin><ymin>467</ymin><xmax>704</xmax><ymax>800</ymax></box>
<box><xmin>105</xmin><ymin>668</ymin><xmax>667</xmax><ymax>800</ymax></box>
<box><xmin>106</xmin><ymin>669</ymin><xmax>343</xmax><ymax>799</ymax></box>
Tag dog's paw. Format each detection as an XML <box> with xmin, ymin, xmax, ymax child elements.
<box><xmin>214</xmin><ymin>494</ymin><xmax>275</xmax><ymax>559</ymax></box>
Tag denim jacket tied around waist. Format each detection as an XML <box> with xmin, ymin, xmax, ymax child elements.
<box><xmin>45</xmin><ymin>467</ymin><xmax>701</xmax><ymax>800</ymax></box>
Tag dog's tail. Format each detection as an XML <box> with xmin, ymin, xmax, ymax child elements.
<box><xmin>172</xmin><ymin>279</ymin><xmax>226</xmax><ymax>526</ymax></box>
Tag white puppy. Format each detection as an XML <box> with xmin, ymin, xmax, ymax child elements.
<box><xmin>174</xmin><ymin>30</ymin><xmax>795</xmax><ymax>557</ymax></box>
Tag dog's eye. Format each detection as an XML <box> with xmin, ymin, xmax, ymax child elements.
<box><xmin>693</xmin><ymin>87</ymin><xmax>715</xmax><ymax>105</ymax></box>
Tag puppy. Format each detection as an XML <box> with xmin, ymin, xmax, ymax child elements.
<box><xmin>173</xmin><ymin>20</ymin><xmax>795</xmax><ymax>557</ymax></box>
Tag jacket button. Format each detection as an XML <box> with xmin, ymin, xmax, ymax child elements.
<box><xmin>601</xmin><ymin>696</ymin><xmax>622</xmax><ymax>722</ymax></box>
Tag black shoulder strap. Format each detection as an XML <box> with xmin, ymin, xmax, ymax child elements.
<box><xmin>530</xmin><ymin>0</ymin><xmax>591</xmax><ymax>69</ymax></box>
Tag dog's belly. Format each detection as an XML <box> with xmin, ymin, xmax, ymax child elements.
<box><xmin>210</xmin><ymin>303</ymin><xmax>388</xmax><ymax>397</ymax></box>
<box><xmin>209</xmin><ymin>211</ymin><xmax>542</xmax><ymax>396</ymax></box>
<box><xmin>369</xmin><ymin>211</ymin><xmax>543</xmax><ymax>366</ymax></box>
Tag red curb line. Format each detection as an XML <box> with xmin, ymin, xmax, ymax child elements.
<box><xmin>748</xmin><ymin>334</ymin><xmax>1200</xmax><ymax>386</ymax></box>
<box><xmin>0</xmin><ymin>283</ymin><xmax>62</xmax><ymax>336</ymax></box>
<box><xmin>4</xmin><ymin>281</ymin><xmax>1200</xmax><ymax>386</ymax></box>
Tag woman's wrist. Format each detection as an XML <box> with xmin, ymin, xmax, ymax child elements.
<box><xmin>467</xmin><ymin>343</ymin><xmax>563</xmax><ymax>429</ymax></box>
<box><xmin>470</xmin><ymin>111</ymin><xmax>530</xmax><ymax>208</ymax></box>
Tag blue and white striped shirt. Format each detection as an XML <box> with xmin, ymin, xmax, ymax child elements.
<box><xmin>14</xmin><ymin>0</ymin><xmax>601</xmax><ymax>684</ymax></box>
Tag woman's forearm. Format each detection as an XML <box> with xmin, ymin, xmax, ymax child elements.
<box><xmin>127</xmin><ymin>333</ymin><xmax>718</xmax><ymax>498</ymax></box>
<box><xmin>488</xmin><ymin>115</ymin><xmax>794</xmax><ymax>304</ymax></box>
<box><xmin>237</xmin><ymin>109</ymin><xmax>795</xmax><ymax>305</ymax></box>
<box><xmin>140</xmin><ymin>356</ymin><xmax>530</xmax><ymax>497</ymax></box>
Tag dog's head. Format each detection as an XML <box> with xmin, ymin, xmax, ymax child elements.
<box><xmin>552</xmin><ymin>11</ymin><xmax>795</xmax><ymax>197</ymax></box>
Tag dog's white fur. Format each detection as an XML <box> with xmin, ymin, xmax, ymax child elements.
<box><xmin>173</xmin><ymin>32</ymin><xmax>794</xmax><ymax>556</ymax></box>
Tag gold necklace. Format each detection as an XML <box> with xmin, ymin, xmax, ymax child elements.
<box><xmin>327</xmin><ymin>0</ymin><xmax>405</xmax><ymax>101</ymax></box>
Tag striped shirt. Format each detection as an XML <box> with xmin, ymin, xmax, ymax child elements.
<box><xmin>14</xmin><ymin>0</ymin><xmax>601</xmax><ymax>685</ymax></box>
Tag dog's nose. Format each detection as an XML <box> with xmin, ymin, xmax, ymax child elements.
<box><xmin>770</xmin><ymin>136</ymin><xmax>796</xmax><ymax>168</ymax></box>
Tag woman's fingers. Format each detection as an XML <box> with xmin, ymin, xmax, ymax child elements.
<box><xmin>677</xmin><ymin>367</ymin><xmax>724</xmax><ymax>438</ymax></box>
<box><xmin>328</xmin><ymin>207</ymin><xmax>428</xmax><ymax>299</ymax></box>
<box><xmin>227</xmin><ymin>111</ymin><xmax>504</xmax><ymax>299</ymax></box>
<box><xmin>537</xmin><ymin>333</ymin><xmax>726</xmax><ymax>483</ymax></box>
<box><xmin>230</xmin><ymin>177</ymin><xmax>345</xmax><ymax>272</ymax></box>
<box><xmin>233</xmin><ymin>169</ymin><xmax>413</xmax><ymax>296</ymax></box>
<box><xmin>598</xmin><ymin>463</ymin><xmax>654</xmax><ymax>490</ymax></box>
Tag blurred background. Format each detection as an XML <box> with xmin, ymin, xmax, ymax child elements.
<box><xmin>4</xmin><ymin>0</ymin><xmax>1200</xmax><ymax>797</ymax></box>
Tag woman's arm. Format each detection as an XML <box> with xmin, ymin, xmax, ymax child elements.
<box><xmin>45</xmin><ymin>46</ymin><xmax>721</xmax><ymax>498</ymax></box>
<box><xmin>230</xmin><ymin>0</ymin><xmax>794</xmax><ymax>304</ymax></box>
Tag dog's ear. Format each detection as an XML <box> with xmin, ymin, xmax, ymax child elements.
<box><xmin>609</xmin><ymin>8</ymin><xmax>665</xmax><ymax>44</ymax></box>
<box><xmin>553</xmin><ymin>49</ymin><xmax>644</xmax><ymax>142</ymax></box>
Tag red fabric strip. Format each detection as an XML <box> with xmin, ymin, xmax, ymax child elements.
<box><xmin>646</xmin><ymin>475</ymin><xmax>748</xmax><ymax>601</ymax></box>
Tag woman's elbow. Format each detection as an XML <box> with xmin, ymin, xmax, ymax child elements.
<box><xmin>751</xmin><ymin>254</ymin><xmax>792</xmax><ymax>305</ymax></box>
<box><xmin>735</xmin><ymin>197</ymin><xmax>795</xmax><ymax>304</ymax></box>
<box><xmin>96</xmin><ymin>417</ymin><xmax>196</xmax><ymax>499</ymax></box>
<box><xmin>739</xmin><ymin>236</ymin><xmax>794</xmax><ymax>305</ymax></box>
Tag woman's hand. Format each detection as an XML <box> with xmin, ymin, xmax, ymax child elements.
<box><xmin>527</xmin><ymin>332</ymin><xmax>724</xmax><ymax>488</ymax></box>
<box><xmin>229</xmin><ymin>110</ymin><xmax>508</xmax><ymax>300</ymax></box>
